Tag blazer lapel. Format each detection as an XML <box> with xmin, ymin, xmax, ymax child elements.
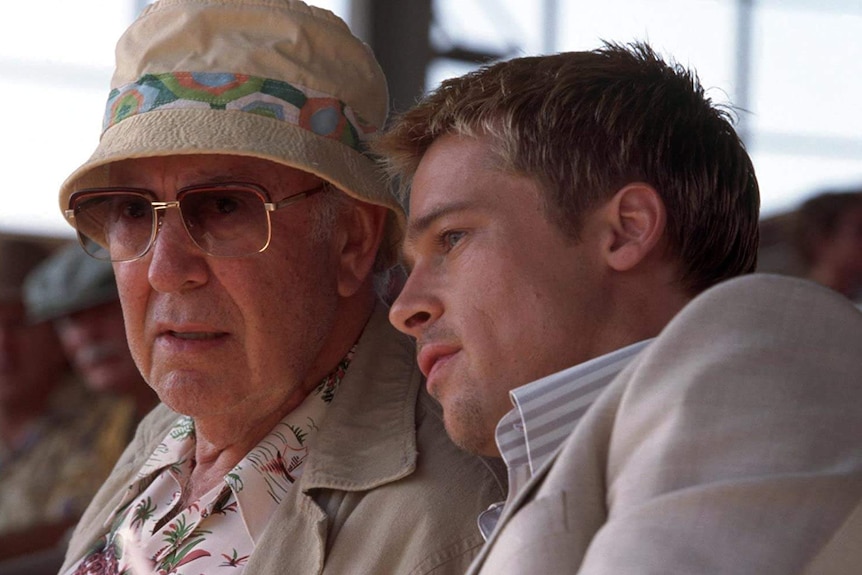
<box><xmin>466</xmin><ymin>445</ymin><xmax>565</xmax><ymax>574</ymax></box>
<box><xmin>802</xmin><ymin>499</ymin><xmax>862</xmax><ymax>574</ymax></box>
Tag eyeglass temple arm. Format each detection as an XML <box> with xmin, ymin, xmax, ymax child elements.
<box><xmin>266</xmin><ymin>183</ymin><xmax>327</xmax><ymax>212</ymax></box>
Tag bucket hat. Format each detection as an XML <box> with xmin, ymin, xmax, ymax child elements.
<box><xmin>58</xmin><ymin>0</ymin><xmax>403</xmax><ymax>266</ymax></box>
<box><xmin>24</xmin><ymin>243</ymin><xmax>119</xmax><ymax>324</ymax></box>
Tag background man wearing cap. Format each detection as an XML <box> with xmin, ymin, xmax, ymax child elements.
<box><xmin>25</xmin><ymin>243</ymin><xmax>158</xmax><ymax>422</ymax></box>
<box><xmin>0</xmin><ymin>239</ymin><xmax>129</xmax><ymax>564</ymax></box>
<box><xmin>377</xmin><ymin>43</ymin><xmax>862</xmax><ymax>573</ymax></box>
<box><xmin>57</xmin><ymin>1</ymin><xmax>505</xmax><ymax>573</ymax></box>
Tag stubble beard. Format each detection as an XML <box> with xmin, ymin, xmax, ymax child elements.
<box><xmin>435</xmin><ymin>380</ymin><xmax>500</xmax><ymax>458</ymax></box>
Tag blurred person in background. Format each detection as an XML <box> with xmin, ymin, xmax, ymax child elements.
<box><xmin>0</xmin><ymin>239</ymin><xmax>56</xmax><ymax>457</ymax></box>
<box><xmin>0</xmin><ymin>239</ymin><xmax>128</xmax><ymax>564</ymax></box>
<box><xmin>25</xmin><ymin>243</ymin><xmax>158</xmax><ymax>421</ymax></box>
<box><xmin>0</xmin><ymin>237</ymin><xmax>71</xmax><ymax>554</ymax></box>
<box><xmin>792</xmin><ymin>189</ymin><xmax>862</xmax><ymax>303</ymax></box>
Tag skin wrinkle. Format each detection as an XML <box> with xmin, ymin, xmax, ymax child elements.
<box><xmin>108</xmin><ymin>154</ymin><xmax>375</xmax><ymax>506</ymax></box>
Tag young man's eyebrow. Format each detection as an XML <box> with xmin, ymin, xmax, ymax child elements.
<box><xmin>405</xmin><ymin>200</ymin><xmax>479</xmax><ymax>246</ymax></box>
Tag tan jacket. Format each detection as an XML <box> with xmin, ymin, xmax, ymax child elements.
<box><xmin>469</xmin><ymin>274</ymin><xmax>862</xmax><ymax>575</ymax></box>
<box><xmin>61</xmin><ymin>304</ymin><xmax>507</xmax><ymax>574</ymax></box>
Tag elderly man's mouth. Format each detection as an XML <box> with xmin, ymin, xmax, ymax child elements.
<box><xmin>168</xmin><ymin>331</ymin><xmax>226</xmax><ymax>341</ymax></box>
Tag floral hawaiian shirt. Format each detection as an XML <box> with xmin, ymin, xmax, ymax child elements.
<box><xmin>65</xmin><ymin>347</ymin><xmax>354</xmax><ymax>575</ymax></box>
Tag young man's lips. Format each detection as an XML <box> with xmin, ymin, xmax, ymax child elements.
<box><xmin>417</xmin><ymin>342</ymin><xmax>460</xmax><ymax>379</ymax></box>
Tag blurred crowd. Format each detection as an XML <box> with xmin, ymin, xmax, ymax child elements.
<box><xmin>759</xmin><ymin>188</ymin><xmax>862</xmax><ymax>305</ymax></box>
<box><xmin>0</xmin><ymin>238</ymin><xmax>156</xmax><ymax>568</ymax></box>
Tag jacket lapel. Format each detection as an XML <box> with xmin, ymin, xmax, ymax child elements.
<box><xmin>300</xmin><ymin>302</ymin><xmax>421</xmax><ymax>492</ymax></box>
<box><xmin>467</xmin><ymin>444</ymin><xmax>565</xmax><ymax>574</ymax></box>
<box><xmin>246</xmin><ymin>302</ymin><xmax>423</xmax><ymax>574</ymax></box>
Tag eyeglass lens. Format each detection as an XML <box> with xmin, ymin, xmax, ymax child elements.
<box><xmin>71</xmin><ymin>188</ymin><xmax>273</xmax><ymax>261</ymax></box>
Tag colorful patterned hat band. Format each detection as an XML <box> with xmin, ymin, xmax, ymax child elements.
<box><xmin>59</xmin><ymin>0</ymin><xmax>405</xmax><ymax>267</ymax></box>
<box><xmin>104</xmin><ymin>72</ymin><xmax>377</xmax><ymax>152</ymax></box>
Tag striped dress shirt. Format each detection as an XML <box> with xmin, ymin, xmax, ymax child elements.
<box><xmin>480</xmin><ymin>340</ymin><xmax>652</xmax><ymax>539</ymax></box>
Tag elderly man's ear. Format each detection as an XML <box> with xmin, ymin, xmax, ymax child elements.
<box><xmin>336</xmin><ymin>203</ymin><xmax>388</xmax><ymax>297</ymax></box>
<box><xmin>601</xmin><ymin>183</ymin><xmax>667</xmax><ymax>272</ymax></box>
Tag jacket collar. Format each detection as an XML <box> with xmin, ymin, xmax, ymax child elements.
<box><xmin>300</xmin><ymin>301</ymin><xmax>422</xmax><ymax>491</ymax></box>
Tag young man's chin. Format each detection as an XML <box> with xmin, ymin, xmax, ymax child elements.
<box><xmin>444</xmin><ymin>412</ymin><xmax>500</xmax><ymax>458</ymax></box>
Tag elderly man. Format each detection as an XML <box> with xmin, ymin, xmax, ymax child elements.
<box><xmin>26</xmin><ymin>243</ymin><xmax>158</xmax><ymax>421</ymax></box>
<box><xmin>56</xmin><ymin>1</ymin><xmax>504</xmax><ymax>573</ymax></box>
<box><xmin>377</xmin><ymin>43</ymin><xmax>862</xmax><ymax>574</ymax></box>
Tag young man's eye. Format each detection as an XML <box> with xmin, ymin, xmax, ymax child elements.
<box><xmin>438</xmin><ymin>230</ymin><xmax>466</xmax><ymax>251</ymax></box>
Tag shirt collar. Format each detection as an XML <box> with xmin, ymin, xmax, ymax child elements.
<box><xmin>233</xmin><ymin>351</ymin><xmax>353</xmax><ymax>543</ymax></box>
<box><xmin>107</xmin><ymin>345</ymin><xmax>356</xmax><ymax>539</ymax></box>
<box><xmin>299</xmin><ymin>303</ymin><xmax>424</xmax><ymax>491</ymax></box>
<box><xmin>495</xmin><ymin>340</ymin><xmax>652</xmax><ymax>492</ymax></box>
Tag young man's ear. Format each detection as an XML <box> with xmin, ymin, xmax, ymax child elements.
<box><xmin>336</xmin><ymin>202</ymin><xmax>388</xmax><ymax>297</ymax></box>
<box><xmin>602</xmin><ymin>183</ymin><xmax>667</xmax><ymax>272</ymax></box>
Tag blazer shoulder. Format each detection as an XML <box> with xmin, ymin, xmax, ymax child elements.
<box><xmin>675</xmin><ymin>273</ymin><xmax>861</xmax><ymax>330</ymax></box>
<box><xmin>654</xmin><ymin>273</ymin><xmax>862</xmax><ymax>357</ymax></box>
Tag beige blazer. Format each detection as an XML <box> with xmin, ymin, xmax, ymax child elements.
<box><xmin>60</xmin><ymin>303</ymin><xmax>507</xmax><ymax>574</ymax></box>
<box><xmin>470</xmin><ymin>274</ymin><xmax>862</xmax><ymax>575</ymax></box>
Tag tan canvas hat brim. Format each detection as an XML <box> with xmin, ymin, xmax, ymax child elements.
<box><xmin>60</xmin><ymin>107</ymin><xmax>404</xmax><ymax>264</ymax></box>
<box><xmin>59</xmin><ymin>0</ymin><xmax>404</xmax><ymax>267</ymax></box>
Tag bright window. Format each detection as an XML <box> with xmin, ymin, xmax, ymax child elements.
<box><xmin>0</xmin><ymin>0</ymin><xmax>346</xmax><ymax>236</ymax></box>
<box><xmin>431</xmin><ymin>0</ymin><xmax>862</xmax><ymax>217</ymax></box>
<box><xmin>2</xmin><ymin>0</ymin><xmax>860</xmax><ymax>236</ymax></box>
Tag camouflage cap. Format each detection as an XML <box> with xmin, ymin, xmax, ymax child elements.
<box><xmin>24</xmin><ymin>243</ymin><xmax>119</xmax><ymax>323</ymax></box>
